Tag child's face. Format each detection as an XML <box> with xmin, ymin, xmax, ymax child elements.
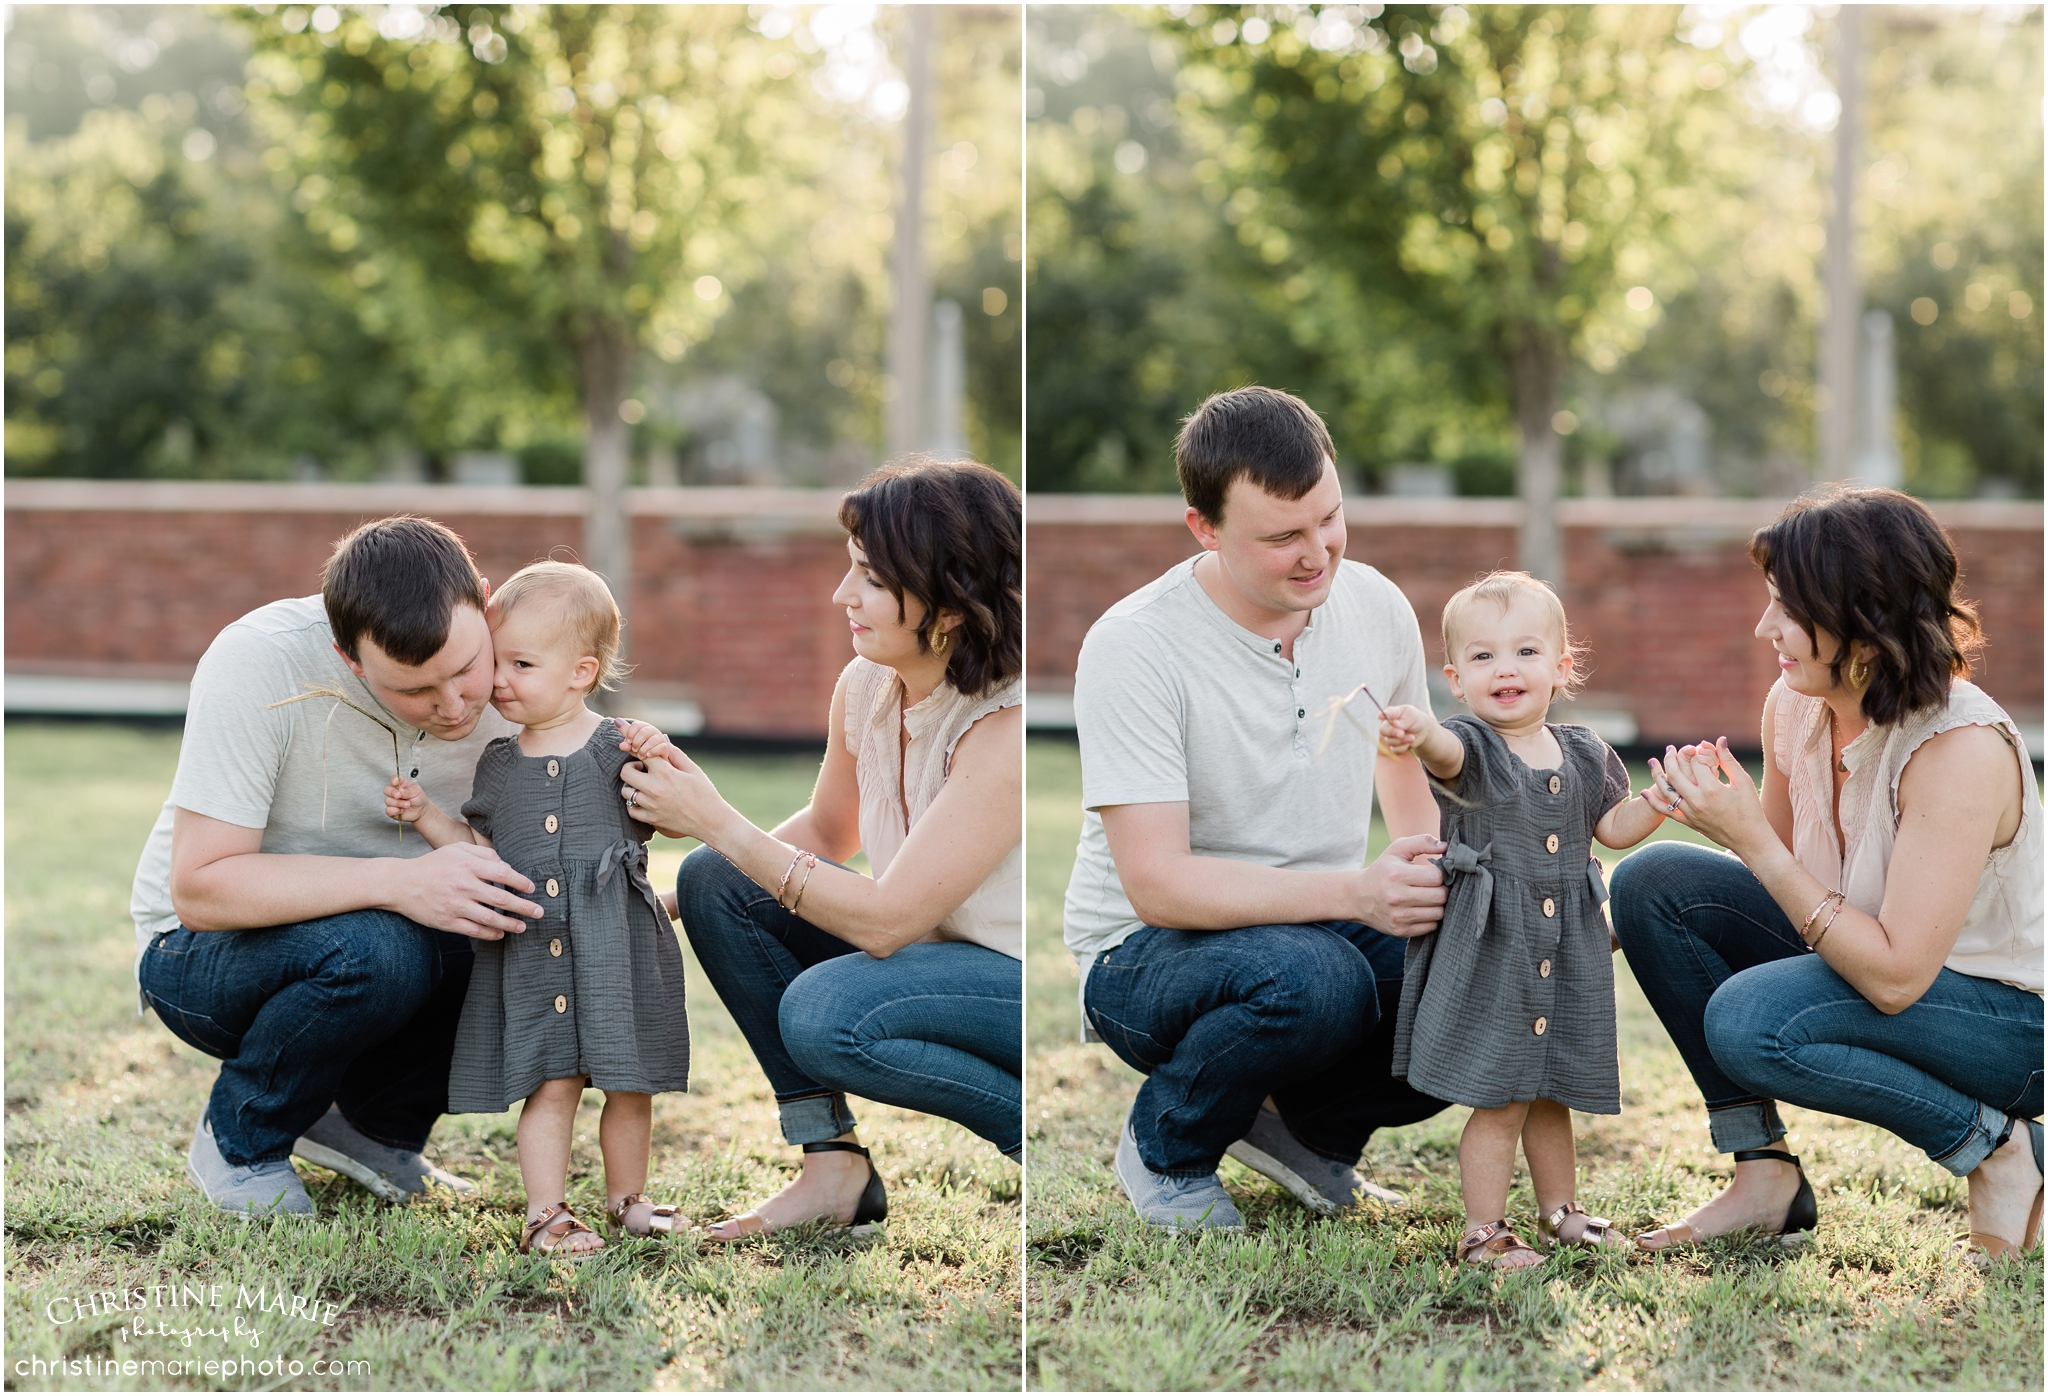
<box><xmin>487</xmin><ymin>601</ymin><xmax>599</xmax><ymax>726</ymax></box>
<box><xmin>1443</xmin><ymin>593</ymin><xmax>1573</xmax><ymax>730</ymax></box>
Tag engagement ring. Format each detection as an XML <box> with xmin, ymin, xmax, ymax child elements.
<box><xmin>624</xmin><ymin>789</ymin><xmax>637</xmax><ymax>806</ymax></box>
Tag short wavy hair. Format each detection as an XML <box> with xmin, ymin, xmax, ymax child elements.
<box><xmin>490</xmin><ymin>560</ymin><xmax>625</xmax><ymax>695</ymax></box>
<box><xmin>1748</xmin><ymin>485</ymin><xmax>1981</xmax><ymax>726</ymax></box>
<box><xmin>837</xmin><ymin>456</ymin><xmax>1021</xmax><ymax>697</ymax></box>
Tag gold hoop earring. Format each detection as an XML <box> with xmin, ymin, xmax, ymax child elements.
<box><xmin>1847</xmin><ymin>653</ymin><xmax>1869</xmax><ymax>689</ymax></box>
<box><xmin>930</xmin><ymin>628</ymin><xmax>951</xmax><ymax>659</ymax></box>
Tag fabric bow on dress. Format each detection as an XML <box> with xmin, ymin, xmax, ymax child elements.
<box><xmin>1434</xmin><ymin>840</ymin><xmax>1495</xmax><ymax>933</ymax></box>
<box><xmin>596</xmin><ymin>837</ymin><xmax>670</xmax><ymax>934</ymax></box>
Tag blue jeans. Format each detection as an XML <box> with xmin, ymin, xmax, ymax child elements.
<box><xmin>138</xmin><ymin>911</ymin><xmax>474</xmax><ymax>1167</ymax></box>
<box><xmin>1613</xmin><ymin>841</ymin><xmax>2044</xmax><ymax>1175</ymax></box>
<box><xmin>676</xmin><ymin>845</ymin><xmax>1023</xmax><ymax>1156</ymax></box>
<box><xmin>1083</xmin><ymin>920</ymin><xmax>1447</xmax><ymax>1179</ymax></box>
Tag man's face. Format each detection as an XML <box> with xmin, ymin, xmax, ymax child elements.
<box><xmin>1188</xmin><ymin>458</ymin><xmax>1346</xmax><ymax>619</ymax></box>
<box><xmin>340</xmin><ymin>603</ymin><xmax>496</xmax><ymax>740</ymax></box>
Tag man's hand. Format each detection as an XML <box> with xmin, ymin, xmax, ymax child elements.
<box><xmin>1352</xmin><ymin>833</ymin><xmax>1448</xmax><ymax>937</ymax></box>
<box><xmin>388</xmin><ymin>843</ymin><xmax>543</xmax><ymax>940</ymax></box>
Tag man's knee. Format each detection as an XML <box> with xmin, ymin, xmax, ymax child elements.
<box><xmin>311</xmin><ymin>910</ymin><xmax>437</xmax><ymax>1024</ymax></box>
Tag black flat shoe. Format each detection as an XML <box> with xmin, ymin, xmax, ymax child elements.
<box><xmin>802</xmin><ymin>1139</ymin><xmax>888</xmax><ymax>1234</ymax></box>
<box><xmin>1637</xmin><ymin>1147</ymin><xmax>1816</xmax><ymax>1252</ymax></box>
<box><xmin>1732</xmin><ymin>1148</ymin><xmax>1817</xmax><ymax>1247</ymax></box>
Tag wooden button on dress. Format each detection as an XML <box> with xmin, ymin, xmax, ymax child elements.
<box><xmin>549</xmin><ymin>938</ymin><xmax>563</xmax><ymax>957</ymax></box>
<box><xmin>544</xmin><ymin>814</ymin><xmax>559</xmax><ymax>833</ymax></box>
<box><xmin>1548</xmin><ymin>774</ymin><xmax>1562</xmax><ymax>794</ymax></box>
<box><xmin>546</xmin><ymin>759</ymin><xmax>560</xmax><ymax>778</ymax></box>
<box><xmin>545</xmin><ymin>878</ymin><xmax>560</xmax><ymax>897</ymax></box>
<box><xmin>1533</xmin><ymin>1016</ymin><xmax>1548</xmax><ymax>1036</ymax></box>
<box><xmin>1541</xmin><ymin>897</ymin><xmax>1556</xmax><ymax>917</ymax></box>
<box><xmin>553</xmin><ymin>994</ymin><xmax>567</xmax><ymax>1013</ymax></box>
<box><xmin>1545</xmin><ymin>833</ymin><xmax>1560</xmax><ymax>853</ymax></box>
<box><xmin>1539</xmin><ymin>959</ymin><xmax>1552</xmax><ymax>978</ymax></box>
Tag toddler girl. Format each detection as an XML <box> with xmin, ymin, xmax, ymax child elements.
<box><xmin>386</xmin><ymin>561</ymin><xmax>690</xmax><ymax>1260</ymax></box>
<box><xmin>1375</xmin><ymin>570</ymin><xmax>1665</xmax><ymax>1270</ymax></box>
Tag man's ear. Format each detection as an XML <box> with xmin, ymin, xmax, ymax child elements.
<box><xmin>480</xmin><ymin>577</ymin><xmax>491</xmax><ymax>604</ymax></box>
<box><xmin>332</xmin><ymin>641</ymin><xmax>366</xmax><ymax>679</ymax></box>
<box><xmin>1185</xmin><ymin>505</ymin><xmax>1222</xmax><ymax>553</ymax></box>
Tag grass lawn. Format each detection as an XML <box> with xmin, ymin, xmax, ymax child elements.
<box><xmin>3</xmin><ymin>721</ymin><xmax>1021</xmax><ymax>1392</ymax></box>
<box><xmin>1023</xmin><ymin>735</ymin><xmax>2043</xmax><ymax>1391</ymax></box>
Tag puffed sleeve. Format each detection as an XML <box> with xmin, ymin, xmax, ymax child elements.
<box><xmin>1439</xmin><ymin>714</ymin><xmax>1514</xmax><ymax>804</ymax></box>
<box><xmin>593</xmin><ymin>728</ymin><xmax>657</xmax><ymax>847</ymax></box>
<box><xmin>459</xmin><ymin>739</ymin><xmax>512</xmax><ymax>840</ymax></box>
<box><xmin>1597</xmin><ymin>739</ymin><xmax>1631</xmax><ymax>817</ymax></box>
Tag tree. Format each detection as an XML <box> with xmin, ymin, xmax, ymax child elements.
<box><xmin>240</xmin><ymin>3</ymin><xmax>807</xmax><ymax>613</ymax></box>
<box><xmin>1166</xmin><ymin>4</ymin><xmax>1739</xmax><ymax>578</ymax></box>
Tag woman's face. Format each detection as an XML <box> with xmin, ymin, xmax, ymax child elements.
<box><xmin>834</xmin><ymin>537</ymin><xmax>936</xmax><ymax>669</ymax></box>
<box><xmin>1756</xmin><ymin>580</ymin><xmax>1850</xmax><ymax>699</ymax></box>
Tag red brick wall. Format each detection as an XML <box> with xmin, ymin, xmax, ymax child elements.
<box><xmin>5</xmin><ymin>482</ymin><xmax>857</xmax><ymax>739</ymax></box>
<box><xmin>1024</xmin><ymin>496</ymin><xmax>2044</xmax><ymax>746</ymax></box>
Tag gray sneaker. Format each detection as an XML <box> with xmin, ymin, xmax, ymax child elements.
<box><xmin>292</xmin><ymin>1106</ymin><xmax>477</xmax><ymax>1202</ymax></box>
<box><xmin>186</xmin><ymin>1110</ymin><xmax>314</xmax><ymax>1217</ymax></box>
<box><xmin>1113</xmin><ymin>1108</ymin><xmax>1243</xmax><ymax>1230</ymax></box>
<box><xmin>1225</xmin><ymin>1105</ymin><xmax>1407</xmax><ymax>1212</ymax></box>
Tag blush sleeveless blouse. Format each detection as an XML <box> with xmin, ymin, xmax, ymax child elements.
<box><xmin>1769</xmin><ymin>676</ymin><xmax>2044</xmax><ymax>995</ymax></box>
<box><xmin>844</xmin><ymin>657</ymin><xmax>1023</xmax><ymax>960</ymax></box>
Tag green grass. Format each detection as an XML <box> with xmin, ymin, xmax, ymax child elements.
<box><xmin>1023</xmin><ymin>735</ymin><xmax>2043</xmax><ymax>1391</ymax></box>
<box><xmin>3</xmin><ymin>721</ymin><xmax>1020</xmax><ymax>1391</ymax></box>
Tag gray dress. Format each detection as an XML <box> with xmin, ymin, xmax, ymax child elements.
<box><xmin>1390</xmin><ymin>716</ymin><xmax>1630</xmax><ymax>1114</ymax></box>
<box><xmin>446</xmin><ymin>719</ymin><xmax>689</xmax><ymax>1112</ymax></box>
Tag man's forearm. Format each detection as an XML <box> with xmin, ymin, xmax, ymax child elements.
<box><xmin>1122</xmin><ymin>854</ymin><xmax>1365</xmax><ymax>932</ymax></box>
<box><xmin>172</xmin><ymin>852</ymin><xmax>416</xmax><ymax>931</ymax></box>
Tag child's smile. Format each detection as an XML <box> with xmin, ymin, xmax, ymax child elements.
<box><xmin>1445</xmin><ymin>592</ymin><xmax>1574</xmax><ymax>738</ymax></box>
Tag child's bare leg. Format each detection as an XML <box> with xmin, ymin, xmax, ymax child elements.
<box><xmin>599</xmin><ymin>1091</ymin><xmax>651</xmax><ymax>1210</ymax></box>
<box><xmin>1524</xmin><ymin>1100</ymin><xmax>1617</xmax><ymax>1247</ymax></box>
<box><xmin>1459</xmin><ymin>1102</ymin><xmax>1540</xmax><ymax>1267</ymax></box>
<box><xmin>517</xmin><ymin>1077</ymin><xmax>601</xmax><ymax>1255</ymax></box>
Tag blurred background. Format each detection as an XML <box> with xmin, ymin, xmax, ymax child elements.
<box><xmin>5</xmin><ymin>4</ymin><xmax>1021</xmax><ymax>741</ymax></box>
<box><xmin>1027</xmin><ymin>3</ymin><xmax>2041</xmax><ymax>504</ymax></box>
<box><xmin>1022</xmin><ymin>3</ymin><xmax>2042</xmax><ymax>752</ymax></box>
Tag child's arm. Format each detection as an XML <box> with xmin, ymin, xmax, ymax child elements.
<box><xmin>1594</xmin><ymin>788</ymin><xmax>1666</xmax><ymax>850</ymax></box>
<box><xmin>384</xmin><ymin>776</ymin><xmax>484</xmax><ymax>849</ymax></box>
<box><xmin>1377</xmin><ymin>704</ymin><xmax>1465</xmax><ymax>781</ymax></box>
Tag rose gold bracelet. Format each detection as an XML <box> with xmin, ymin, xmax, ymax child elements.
<box><xmin>787</xmin><ymin>852</ymin><xmax>819</xmax><ymax>915</ymax></box>
<box><xmin>1798</xmin><ymin>891</ymin><xmax>1841</xmax><ymax>941</ymax></box>
<box><xmin>774</xmin><ymin>850</ymin><xmax>807</xmax><ymax>907</ymax></box>
<box><xmin>1809</xmin><ymin>895</ymin><xmax>1850</xmax><ymax>951</ymax></box>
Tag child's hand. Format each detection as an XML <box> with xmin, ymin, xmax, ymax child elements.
<box><xmin>1376</xmin><ymin>704</ymin><xmax>1435</xmax><ymax>758</ymax></box>
<box><xmin>385</xmin><ymin>775</ymin><xmax>429</xmax><ymax>824</ymax></box>
<box><xmin>614</xmin><ymin>718</ymin><xmax>678</xmax><ymax>767</ymax></box>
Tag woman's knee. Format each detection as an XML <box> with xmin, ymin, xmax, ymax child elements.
<box><xmin>1611</xmin><ymin>841</ymin><xmax>1732</xmax><ymax>949</ymax></box>
<box><xmin>675</xmin><ymin>844</ymin><xmax>750</xmax><ymax>947</ymax></box>
<box><xmin>778</xmin><ymin>959</ymin><xmax>867</xmax><ymax>1079</ymax></box>
<box><xmin>1702</xmin><ymin>959</ymin><xmax>1819</xmax><ymax>1085</ymax></box>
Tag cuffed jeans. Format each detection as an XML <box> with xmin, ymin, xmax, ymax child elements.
<box><xmin>1613</xmin><ymin>841</ymin><xmax>2044</xmax><ymax>1176</ymax></box>
<box><xmin>1083</xmin><ymin>920</ymin><xmax>1447</xmax><ymax>1179</ymax></box>
<box><xmin>138</xmin><ymin>911</ymin><xmax>474</xmax><ymax>1167</ymax></box>
<box><xmin>676</xmin><ymin>845</ymin><xmax>1023</xmax><ymax>1156</ymax></box>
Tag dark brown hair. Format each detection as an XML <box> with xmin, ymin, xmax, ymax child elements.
<box><xmin>1175</xmin><ymin>386</ymin><xmax>1336</xmax><ymax>524</ymax></box>
<box><xmin>322</xmin><ymin>515</ymin><xmax>487</xmax><ymax>665</ymax></box>
<box><xmin>1748</xmin><ymin>486</ymin><xmax>1981</xmax><ymax>726</ymax></box>
<box><xmin>838</xmin><ymin>456</ymin><xmax>1021</xmax><ymax>697</ymax></box>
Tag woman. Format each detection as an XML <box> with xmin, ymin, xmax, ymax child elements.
<box><xmin>1614</xmin><ymin>486</ymin><xmax>2042</xmax><ymax>1262</ymax></box>
<box><xmin>621</xmin><ymin>457</ymin><xmax>1022</xmax><ymax>1238</ymax></box>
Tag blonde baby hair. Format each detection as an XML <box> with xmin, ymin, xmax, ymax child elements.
<box><xmin>490</xmin><ymin>560</ymin><xmax>625</xmax><ymax>694</ymax></box>
<box><xmin>1440</xmin><ymin>569</ymin><xmax>1588</xmax><ymax>698</ymax></box>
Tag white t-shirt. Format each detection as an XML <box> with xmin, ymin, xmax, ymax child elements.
<box><xmin>129</xmin><ymin>596</ymin><xmax>516</xmax><ymax>970</ymax></box>
<box><xmin>1062</xmin><ymin>556</ymin><xmax>1433</xmax><ymax>960</ymax></box>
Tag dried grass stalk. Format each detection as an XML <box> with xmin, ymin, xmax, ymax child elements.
<box><xmin>265</xmin><ymin>682</ymin><xmax>406</xmax><ymax>842</ymax></box>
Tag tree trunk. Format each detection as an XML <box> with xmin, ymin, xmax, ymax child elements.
<box><xmin>580</xmin><ymin>319</ymin><xmax>634</xmax><ymax>701</ymax></box>
<box><xmin>1512</xmin><ymin>329</ymin><xmax>1565</xmax><ymax>588</ymax></box>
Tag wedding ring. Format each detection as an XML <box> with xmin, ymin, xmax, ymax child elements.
<box><xmin>624</xmin><ymin>789</ymin><xmax>637</xmax><ymax>806</ymax></box>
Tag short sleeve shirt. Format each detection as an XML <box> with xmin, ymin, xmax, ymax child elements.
<box><xmin>128</xmin><ymin>596</ymin><xmax>516</xmax><ymax>965</ymax></box>
<box><xmin>1062</xmin><ymin>556</ymin><xmax>1432</xmax><ymax>958</ymax></box>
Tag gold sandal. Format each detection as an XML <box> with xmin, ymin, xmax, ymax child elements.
<box><xmin>1454</xmin><ymin>1219</ymin><xmax>1543</xmax><ymax>1270</ymax></box>
<box><xmin>607</xmin><ymin>1192</ymin><xmax>691</xmax><ymax>1238</ymax></box>
<box><xmin>1537</xmin><ymin>1201</ymin><xmax>1630</xmax><ymax>1252</ymax></box>
<box><xmin>519</xmin><ymin>1202</ymin><xmax>603</xmax><ymax>1261</ymax></box>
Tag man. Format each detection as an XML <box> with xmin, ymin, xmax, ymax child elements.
<box><xmin>1064</xmin><ymin>386</ymin><xmax>1451</xmax><ymax>1229</ymax></box>
<box><xmin>131</xmin><ymin>515</ymin><xmax>545</xmax><ymax>1215</ymax></box>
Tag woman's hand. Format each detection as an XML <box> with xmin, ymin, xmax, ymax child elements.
<box><xmin>1653</xmin><ymin>737</ymin><xmax>1773</xmax><ymax>854</ymax></box>
<box><xmin>620</xmin><ymin>745</ymin><xmax>740</xmax><ymax>846</ymax></box>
